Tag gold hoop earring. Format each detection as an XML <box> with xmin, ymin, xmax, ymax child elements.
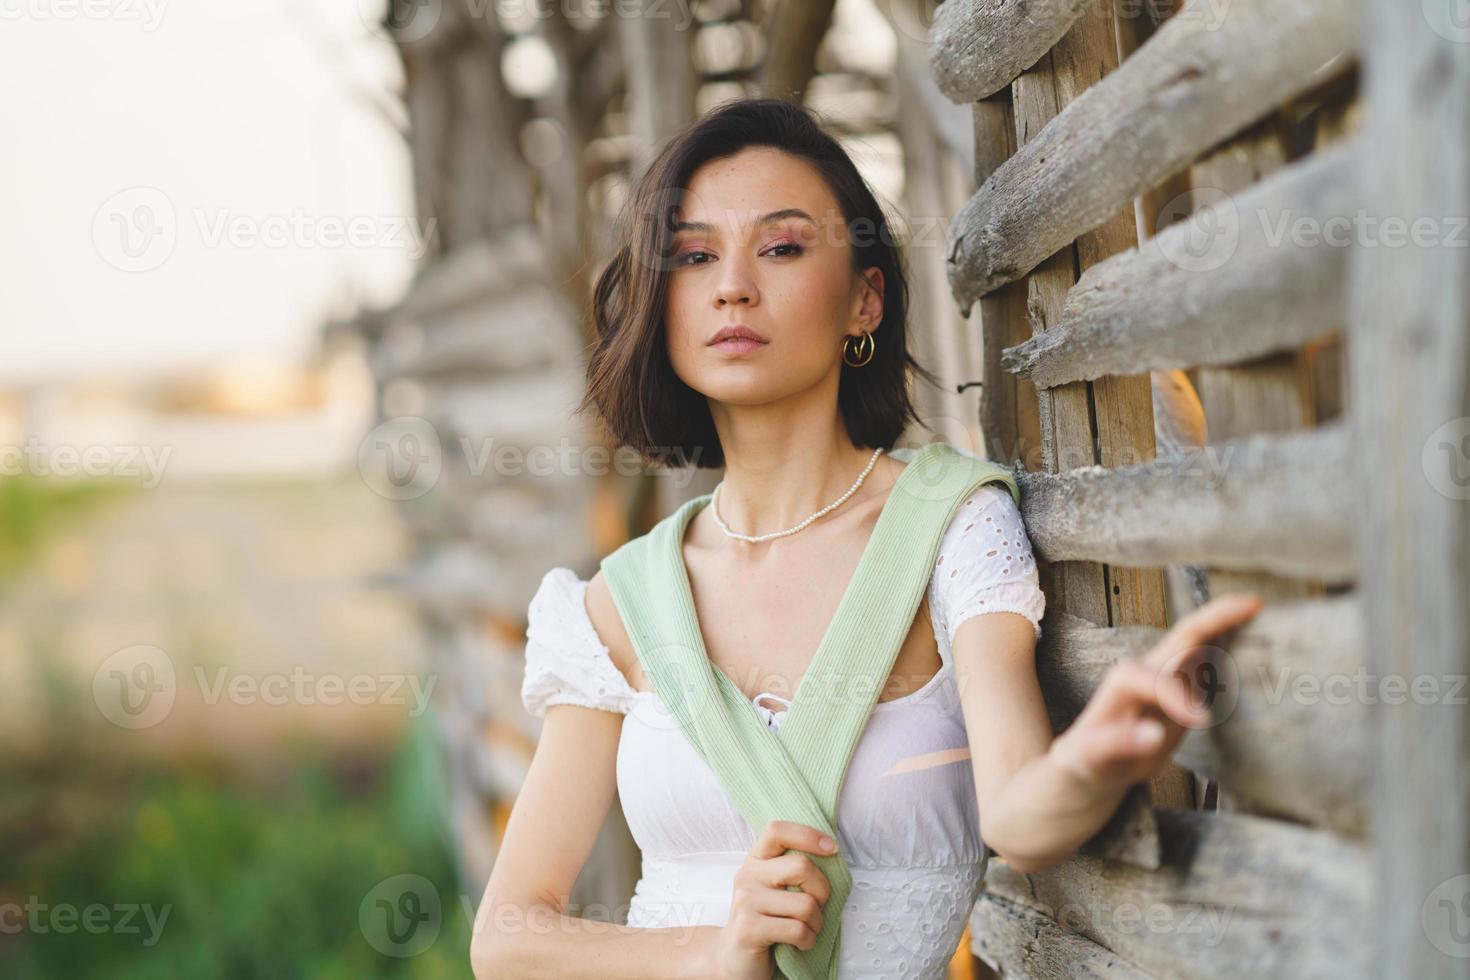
<box><xmin>842</xmin><ymin>330</ymin><xmax>875</xmax><ymax>367</ymax></box>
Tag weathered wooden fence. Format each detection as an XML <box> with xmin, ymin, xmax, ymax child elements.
<box><xmin>929</xmin><ymin>0</ymin><xmax>1467</xmax><ymax>976</ymax></box>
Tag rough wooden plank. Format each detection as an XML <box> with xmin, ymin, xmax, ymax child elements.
<box><xmin>430</xmin><ymin>367</ymin><xmax>590</xmax><ymax>448</ymax></box>
<box><xmin>1036</xmin><ymin>597</ymin><xmax>1369</xmax><ymax>836</ymax></box>
<box><xmin>759</xmin><ymin>0</ymin><xmax>837</xmax><ymax>103</ymax></box>
<box><xmin>1351</xmin><ymin>1</ymin><xmax>1470</xmax><ymax>975</ymax></box>
<box><xmin>981</xmin><ymin>807</ymin><xmax>1372</xmax><ymax>979</ymax></box>
<box><xmin>930</xmin><ymin>0</ymin><xmax>1094</xmax><ymax>103</ymax></box>
<box><xmin>392</xmin><ymin>229</ymin><xmax>551</xmax><ymax>325</ymax></box>
<box><xmin>369</xmin><ymin>286</ymin><xmax>580</xmax><ymax>380</ymax></box>
<box><xmin>1001</xmin><ymin>140</ymin><xmax>1358</xmax><ymax>388</ymax></box>
<box><xmin>946</xmin><ymin>0</ymin><xmax>1360</xmax><ymax>310</ymax></box>
<box><xmin>991</xmin><ymin>2</ymin><xmax>1187</xmax><ymax>816</ymax></box>
<box><xmin>971</xmin><ymin>892</ymin><xmax>1156</xmax><ymax>979</ymax></box>
<box><xmin>1016</xmin><ymin>422</ymin><xmax>1354</xmax><ymax>581</ymax></box>
<box><xmin>972</xmin><ymin>94</ymin><xmax>1037</xmax><ymax>475</ymax></box>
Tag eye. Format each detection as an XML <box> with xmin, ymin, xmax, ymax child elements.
<box><xmin>766</xmin><ymin>242</ymin><xmax>803</xmax><ymax>258</ymax></box>
<box><xmin>675</xmin><ymin>249</ymin><xmax>713</xmax><ymax>267</ymax></box>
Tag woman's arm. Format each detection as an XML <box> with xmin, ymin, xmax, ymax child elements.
<box><xmin>469</xmin><ymin>697</ymin><xmax>718</xmax><ymax>979</ymax></box>
<box><xmin>952</xmin><ymin>594</ymin><xmax>1264</xmax><ymax>874</ymax></box>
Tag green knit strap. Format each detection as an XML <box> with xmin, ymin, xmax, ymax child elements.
<box><xmin>601</xmin><ymin>442</ymin><xmax>1020</xmax><ymax>980</ymax></box>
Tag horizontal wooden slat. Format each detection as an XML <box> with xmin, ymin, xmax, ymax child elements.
<box><xmin>369</xmin><ymin>287</ymin><xmax>580</xmax><ymax>380</ymax></box>
<box><xmin>1035</xmin><ymin>596</ymin><xmax>1369</xmax><ymax>836</ymax></box>
<box><xmin>373</xmin><ymin>541</ymin><xmax>587</xmax><ymax>622</ymax></box>
<box><xmin>930</xmin><ymin>0</ymin><xmax>1094</xmax><ymax>103</ymax></box>
<box><xmin>1001</xmin><ymin>141</ymin><xmax>1359</xmax><ymax>389</ymax></box>
<box><xmin>976</xmin><ymin>807</ymin><xmax>1372</xmax><ymax>979</ymax></box>
<box><xmin>430</xmin><ymin>367</ymin><xmax>589</xmax><ymax>447</ymax></box>
<box><xmin>971</xmin><ymin>891</ymin><xmax>1156</xmax><ymax>979</ymax></box>
<box><xmin>1016</xmin><ymin>422</ymin><xmax>1354</xmax><ymax>581</ymax></box>
<box><xmin>945</xmin><ymin>0</ymin><xmax>1359</xmax><ymax>310</ymax></box>
<box><xmin>346</xmin><ymin>228</ymin><xmax>551</xmax><ymax>339</ymax></box>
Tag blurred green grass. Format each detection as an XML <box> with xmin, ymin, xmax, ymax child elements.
<box><xmin>0</xmin><ymin>711</ymin><xmax>474</xmax><ymax>979</ymax></box>
<box><xmin>0</xmin><ymin>474</ymin><xmax>133</xmax><ymax>581</ymax></box>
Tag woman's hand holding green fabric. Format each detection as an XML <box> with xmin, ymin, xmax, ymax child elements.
<box><xmin>702</xmin><ymin>820</ymin><xmax>837</xmax><ymax>980</ymax></box>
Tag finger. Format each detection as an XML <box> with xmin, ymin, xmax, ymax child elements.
<box><xmin>753</xmin><ymin>820</ymin><xmax>839</xmax><ymax>862</ymax></box>
<box><xmin>1086</xmin><ymin>660</ymin><xmax>1203</xmax><ymax>731</ymax></box>
<box><xmin>748</xmin><ymin>885</ymin><xmax>825</xmax><ymax>937</ymax></box>
<box><xmin>1147</xmin><ymin>594</ymin><xmax>1263</xmax><ymax>672</ymax></box>
<box><xmin>1076</xmin><ymin>664</ymin><xmax>1199</xmax><ymax>740</ymax></box>
<box><xmin>762</xmin><ymin>852</ymin><xmax>832</xmax><ymax>907</ymax></box>
<box><xmin>755</xmin><ymin>913</ymin><xmax>819</xmax><ymax>953</ymax></box>
<box><xmin>1056</xmin><ymin>717</ymin><xmax>1167</xmax><ymax>784</ymax></box>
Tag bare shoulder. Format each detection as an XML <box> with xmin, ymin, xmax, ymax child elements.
<box><xmin>879</xmin><ymin>450</ymin><xmax>911</xmax><ymax>483</ymax></box>
<box><xmin>852</xmin><ymin>450</ymin><xmax>911</xmax><ymax>509</ymax></box>
<box><xmin>584</xmin><ymin>569</ymin><xmax>644</xmax><ymax>691</ymax></box>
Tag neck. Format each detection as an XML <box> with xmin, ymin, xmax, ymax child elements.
<box><xmin>707</xmin><ymin>394</ymin><xmax>883</xmax><ymax>540</ymax></box>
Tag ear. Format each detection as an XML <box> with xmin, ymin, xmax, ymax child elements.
<box><xmin>851</xmin><ymin>267</ymin><xmax>884</xmax><ymax>334</ymax></box>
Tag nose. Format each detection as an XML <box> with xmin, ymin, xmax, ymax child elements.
<box><xmin>712</xmin><ymin>254</ymin><xmax>757</xmax><ymax>308</ymax></box>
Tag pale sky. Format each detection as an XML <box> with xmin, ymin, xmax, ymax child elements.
<box><xmin>0</xmin><ymin>0</ymin><xmax>417</xmax><ymax>385</ymax></box>
<box><xmin>0</xmin><ymin>0</ymin><xmax>901</xmax><ymax>387</ymax></box>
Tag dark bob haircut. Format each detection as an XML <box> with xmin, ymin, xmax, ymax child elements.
<box><xmin>575</xmin><ymin>97</ymin><xmax>939</xmax><ymax>470</ymax></box>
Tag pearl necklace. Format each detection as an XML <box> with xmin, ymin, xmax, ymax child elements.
<box><xmin>709</xmin><ymin>447</ymin><xmax>886</xmax><ymax>543</ymax></box>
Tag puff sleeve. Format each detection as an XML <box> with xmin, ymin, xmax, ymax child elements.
<box><xmin>934</xmin><ymin>483</ymin><xmax>1046</xmax><ymax>644</ymax></box>
<box><xmin>520</xmin><ymin>567</ymin><xmax>639</xmax><ymax>718</ymax></box>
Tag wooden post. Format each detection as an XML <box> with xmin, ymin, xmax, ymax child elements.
<box><xmin>1352</xmin><ymin>1</ymin><xmax>1470</xmax><ymax>975</ymax></box>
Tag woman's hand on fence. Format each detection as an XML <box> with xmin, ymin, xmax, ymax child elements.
<box><xmin>1047</xmin><ymin>593</ymin><xmax>1264</xmax><ymax>798</ymax></box>
<box><xmin>701</xmin><ymin>819</ymin><xmax>836</xmax><ymax>980</ymax></box>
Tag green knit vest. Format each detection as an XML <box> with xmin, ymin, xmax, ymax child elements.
<box><xmin>600</xmin><ymin>441</ymin><xmax>1020</xmax><ymax>980</ymax></box>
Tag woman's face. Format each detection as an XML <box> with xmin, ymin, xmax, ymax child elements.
<box><xmin>663</xmin><ymin>146</ymin><xmax>883</xmax><ymax>408</ymax></box>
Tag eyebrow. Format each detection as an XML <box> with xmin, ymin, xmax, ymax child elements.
<box><xmin>672</xmin><ymin>208</ymin><xmax>817</xmax><ymax>234</ymax></box>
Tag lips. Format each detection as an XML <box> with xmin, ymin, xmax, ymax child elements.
<box><xmin>707</xmin><ymin>324</ymin><xmax>769</xmax><ymax>356</ymax></box>
<box><xmin>708</xmin><ymin>324</ymin><xmax>769</xmax><ymax>346</ymax></box>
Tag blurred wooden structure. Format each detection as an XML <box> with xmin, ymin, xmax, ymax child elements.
<box><xmin>348</xmin><ymin>0</ymin><xmax>1467</xmax><ymax>976</ymax></box>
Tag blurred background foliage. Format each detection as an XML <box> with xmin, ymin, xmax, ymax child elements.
<box><xmin>2</xmin><ymin>712</ymin><xmax>468</xmax><ymax>978</ymax></box>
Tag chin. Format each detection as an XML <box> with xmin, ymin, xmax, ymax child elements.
<box><xmin>689</xmin><ymin>370</ymin><xmax>790</xmax><ymax>406</ymax></box>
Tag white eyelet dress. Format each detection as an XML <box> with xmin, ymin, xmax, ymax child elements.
<box><xmin>521</xmin><ymin>483</ymin><xmax>1045</xmax><ymax>980</ymax></box>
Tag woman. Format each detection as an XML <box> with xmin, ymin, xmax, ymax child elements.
<box><xmin>470</xmin><ymin>98</ymin><xmax>1261</xmax><ymax>980</ymax></box>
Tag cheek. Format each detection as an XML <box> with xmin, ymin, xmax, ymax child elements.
<box><xmin>663</xmin><ymin>285</ymin><xmax>701</xmax><ymax>354</ymax></box>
